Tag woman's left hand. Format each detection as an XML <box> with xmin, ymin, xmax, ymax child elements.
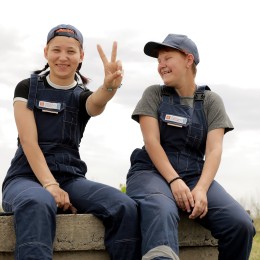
<box><xmin>97</xmin><ymin>41</ymin><xmax>123</xmax><ymax>91</ymax></box>
<box><xmin>189</xmin><ymin>187</ymin><xmax>208</xmax><ymax>219</ymax></box>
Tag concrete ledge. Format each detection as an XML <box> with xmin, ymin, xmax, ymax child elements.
<box><xmin>0</xmin><ymin>212</ymin><xmax>218</xmax><ymax>260</ymax></box>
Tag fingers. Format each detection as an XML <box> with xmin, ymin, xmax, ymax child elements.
<box><xmin>53</xmin><ymin>189</ymin><xmax>71</xmax><ymax>211</ymax></box>
<box><xmin>112</xmin><ymin>61</ymin><xmax>123</xmax><ymax>79</ymax></box>
<box><xmin>184</xmin><ymin>191</ymin><xmax>194</xmax><ymax>212</ymax></box>
<box><xmin>109</xmin><ymin>60</ymin><xmax>123</xmax><ymax>79</ymax></box>
<box><xmin>117</xmin><ymin>60</ymin><xmax>123</xmax><ymax>73</ymax></box>
<box><xmin>111</xmin><ymin>41</ymin><xmax>117</xmax><ymax>62</ymax></box>
<box><xmin>68</xmin><ymin>204</ymin><xmax>77</xmax><ymax>214</ymax></box>
<box><xmin>177</xmin><ymin>196</ymin><xmax>189</xmax><ymax>212</ymax></box>
<box><xmin>189</xmin><ymin>207</ymin><xmax>198</xmax><ymax>219</ymax></box>
<box><xmin>97</xmin><ymin>44</ymin><xmax>108</xmax><ymax>64</ymax></box>
<box><xmin>97</xmin><ymin>41</ymin><xmax>118</xmax><ymax>64</ymax></box>
<box><xmin>174</xmin><ymin>189</ymin><xmax>194</xmax><ymax>213</ymax></box>
<box><xmin>200</xmin><ymin>206</ymin><xmax>208</xmax><ymax>219</ymax></box>
<box><xmin>189</xmin><ymin>204</ymin><xmax>208</xmax><ymax>219</ymax></box>
<box><xmin>46</xmin><ymin>184</ymin><xmax>78</xmax><ymax>214</ymax></box>
<box><xmin>177</xmin><ymin>197</ymin><xmax>193</xmax><ymax>213</ymax></box>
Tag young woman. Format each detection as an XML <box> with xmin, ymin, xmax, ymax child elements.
<box><xmin>126</xmin><ymin>33</ymin><xmax>255</xmax><ymax>260</ymax></box>
<box><xmin>2</xmin><ymin>24</ymin><xmax>141</xmax><ymax>260</ymax></box>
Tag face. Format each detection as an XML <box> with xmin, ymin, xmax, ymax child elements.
<box><xmin>157</xmin><ymin>49</ymin><xmax>193</xmax><ymax>87</ymax></box>
<box><xmin>44</xmin><ymin>36</ymin><xmax>84</xmax><ymax>85</ymax></box>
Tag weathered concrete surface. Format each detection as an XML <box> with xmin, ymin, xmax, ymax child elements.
<box><xmin>0</xmin><ymin>214</ymin><xmax>109</xmax><ymax>260</ymax></box>
<box><xmin>178</xmin><ymin>213</ymin><xmax>217</xmax><ymax>247</ymax></box>
<box><xmin>0</xmin><ymin>213</ymin><xmax>218</xmax><ymax>260</ymax></box>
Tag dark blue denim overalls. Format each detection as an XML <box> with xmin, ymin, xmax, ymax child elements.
<box><xmin>2</xmin><ymin>74</ymin><xmax>141</xmax><ymax>260</ymax></box>
<box><xmin>126</xmin><ymin>86</ymin><xmax>255</xmax><ymax>260</ymax></box>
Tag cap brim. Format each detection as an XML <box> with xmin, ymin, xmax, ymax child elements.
<box><xmin>144</xmin><ymin>41</ymin><xmax>183</xmax><ymax>58</ymax></box>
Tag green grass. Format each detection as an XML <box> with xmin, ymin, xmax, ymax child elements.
<box><xmin>250</xmin><ymin>232</ymin><xmax>260</xmax><ymax>260</ymax></box>
<box><xmin>250</xmin><ymin>218</ymin><xmax>260</xmax><ymax>260</ymax></box>
<box><xmin>254</xmin><ymin>218</ymin><xmax>260</xmax><ymax>231</ymax></box>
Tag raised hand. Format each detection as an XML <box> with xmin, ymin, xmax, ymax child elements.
<box><xmin>97</xmin><ymin>41</ymin><xmax>123</xmax><ymax>91</ymax></box>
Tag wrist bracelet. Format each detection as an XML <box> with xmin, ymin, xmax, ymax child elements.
<box><xmin>106</xmin><ymin>87</ymin><xmax>114</xmax><ymax>92</ymax></box>
<box><xmin>43</xmin><ymin>182</ymin><xmax>59</xmax><ymax>189</ymax></box>
<box><xmin>168</xmin><ymin>176</ymin><xmax>182</xmax><ymax>185</ymax></box>
<box><xmin>106</xmin><ymin>84</ymin><xmax>122</xmax><ymax>92</ymax></box>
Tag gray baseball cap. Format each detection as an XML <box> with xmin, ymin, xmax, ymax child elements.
<box><xmin>47</xmin><ymin>24</ymin><xmax>83</xmax><ymax>46</ymax></box>
<box><xmin>144</xmin><ymin>34</ymin><xmax>199</xmax><ymax>65</ymax></box>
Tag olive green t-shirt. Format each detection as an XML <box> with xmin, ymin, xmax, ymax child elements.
<box><xmin>132</xmin><ymin>85</ymin><xmax>234</xmax><ymax>133</ymax></box>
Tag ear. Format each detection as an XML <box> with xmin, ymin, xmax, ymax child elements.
<box><xmin>44</xmin><ymin>46</ymin><xmax>48</xmax><ymax>60</ymax></box>
<box><xmin>79</xmin><ymin>50</ymin><xmax>84</xmax><ymax>63</ymax></box>
<box><xmin>186</xmin><ymin>53</ymin><xmax>194</xmax><ymax>67</ymax></box>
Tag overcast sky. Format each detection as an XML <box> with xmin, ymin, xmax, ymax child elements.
<box><xmin>0</xmin><ymin>0</ymin><xmax>259</xmax><ymax>211</ymax></box>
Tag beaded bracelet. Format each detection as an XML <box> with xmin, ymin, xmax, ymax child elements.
<box><xmin>168</xmin><ymin>176</ymin><xmax>182</xmax><ymax>186</ymax></box>
<box><xmin>43</xmin><ymin>182</ymin><xmax>60</xmax><ymax>189</ymax></box>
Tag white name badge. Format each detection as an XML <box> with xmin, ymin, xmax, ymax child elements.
<box><xmin>39</xmin><ymin>101</ymin><xmax>61</xmax><ymax>110</ymax></box>
<box><xmin>38</xmin><ymin>101</ymin><xmax>62</xmax><ymax>114</ymax></box>
<box><xmin>165</xmin><ymin>114</ymin><xmax>187</xmax><ymax>127</ymax></box>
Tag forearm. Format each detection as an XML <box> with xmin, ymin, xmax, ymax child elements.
<box><xmin>195</xmin><ymin>128</ymin><xmax>224</xmax><ymax>192</ymax></box>
<box><xmin>21</xmin><ymin>141</ymin><xmax>57</xmax><ymax>186</ymax></box>
<box><xmin>86</xmin><ymin>85</ymin><xmax>118</xmax><ymax>116</ymax></box>
<box><xmin>196</xmin><ymin>147</ymin><xmax>222</xmax><ymax>192</ymax></box>
<box><xmin>145</xmin><ymin>141</ymin><xmax>179</xmax><ymax>182</ymax></box>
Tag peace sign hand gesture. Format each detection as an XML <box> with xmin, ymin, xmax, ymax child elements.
<box><xmin>97</xmin><ymin>41</ymin><xmax>123</xmax><ymax>91</ymax></box>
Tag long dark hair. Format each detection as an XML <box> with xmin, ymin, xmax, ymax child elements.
<box><xmin>33</xmin><ymin>62</ymin><xmax>90</xmax><ymax>85</ymax></box>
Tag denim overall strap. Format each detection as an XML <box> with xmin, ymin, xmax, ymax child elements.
<box><xmin>188</xmin><ymin>85</ymin><xmax>210</xmax><ymax>157</ymax></box>
<box><xmin>161</xmin><ymin>85</ymin><xmax>180</xmax><ymax>105</ymax></box>
<box><xmin>194</xmin><ymin>85</ymin><xmax>210</xmax><ymax>102</ymax></box>
<box><xmin>27</xmin><ymin>74</ymin><xmax>43</xmax><ymax>110</ymax></box>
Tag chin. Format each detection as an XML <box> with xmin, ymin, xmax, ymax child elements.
<box><xmin>163</xmin><ymin>81</ymin><xmax>172</xmax><ymax>86</ymax></box>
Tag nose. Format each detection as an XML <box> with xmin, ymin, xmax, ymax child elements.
<box><xmin>58</xmin><ymin>51</ymin><xmax>69</xmax><ymax>60</ymax></box>
<box><xmin>158</xmin><ymin>61</ymin><xmax>166</xmax><ymax>72</ymax></box>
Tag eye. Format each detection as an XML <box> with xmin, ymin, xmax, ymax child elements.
<box><xmin>52</xmin><ymin>48</ymin><xmax>60</xmax><ymax>53</ymax></box>
<box><xmin>165</xmin><ymin>56</ymin><xmax>172</xmax><ymax>61</ymax></box>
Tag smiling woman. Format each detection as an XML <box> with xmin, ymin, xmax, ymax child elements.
<box><xmin>1</xmin><ymin>24</ymin><xmax>141</xmax><ymax>260</ymax></box>
<box><xmin>125</xmin><ymin>33</ymin><xmax>256</xmax><ymax>260</ymax></box>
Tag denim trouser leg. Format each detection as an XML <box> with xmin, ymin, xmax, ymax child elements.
<box><xmin>127</xmin><ymin>170</ymin><xmax>179</xmax><ymax>259</ymax></box>
<box><xmin>127</xmin><ymin>171</ymin><xmax>256</xmax><ymax>260</ymax></box>
<box><xmin>63</xmin><ymin>177</ymin><xmax>142</xmax><ymax>260</ymax></box>
<box><xmin>193</xmin><ymin>180</ymin><xmax>256</xmax><ymax>260</ymax></box>
<box><xmin>2</xmin><ymin>178</ymin><xmax>57</xmax><ymax>260</ymax></box>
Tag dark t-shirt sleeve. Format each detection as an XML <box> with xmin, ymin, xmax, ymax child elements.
<box><xmin>14</xmin><ymin>78</ymin><xmax>30</xmax><ymax>99</ymax></box>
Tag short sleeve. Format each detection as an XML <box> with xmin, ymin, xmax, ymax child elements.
<box><xmin>13</xmin><ymin>78</ymin><xmax>30</xmax><ymax>102</ymax></box>
<box><xmin>204</xmin><ymin>91</ymin><xmax>234</xmax><ymax>134</ymax></box>
<box><xmin>132</xmin><ymin>84</ymin><xmax>162</xmax><ymax>123</ymax></box>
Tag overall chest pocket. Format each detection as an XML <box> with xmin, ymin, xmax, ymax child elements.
<box><xmin>34</xmin><ymin>100</ymin><xmax>78</xmax><ymax>144</ymax></box>
<box><xmin>186</xmin><ymin>122</ymin><xmax>205</xmax><ymax>150</ymax></box>
<box><xmin>64</xmin><ymin>105</ymin><xmax>78</xmax><ymax>125</ymax></box>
